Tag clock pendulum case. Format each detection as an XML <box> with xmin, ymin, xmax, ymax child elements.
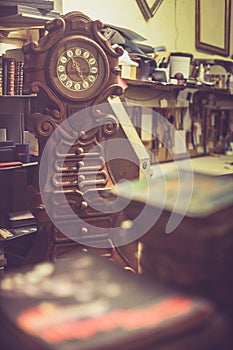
<box><xmin>22</xmin><ymin>12</ymin><xmax>147</xmax><ymax>269</ymax></box>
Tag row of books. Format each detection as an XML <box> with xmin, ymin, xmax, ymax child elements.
<box><xmin>0</xmin><ymin>57</ymin><xmax>24</xmax><ymax>96</ymax></box>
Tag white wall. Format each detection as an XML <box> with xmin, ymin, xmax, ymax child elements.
<box><xmin>62</xmin><ymin>0</ymin><xmax>232</xmax><ymax>60</ymax></box>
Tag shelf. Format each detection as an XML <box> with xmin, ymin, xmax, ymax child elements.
<box><xmin>0</xmin><ymin>94</ymin><xmax>37</xmax><ymax>98</ymax></box>
<box><xmin>124</xmin><ymin>79</ymin><xmax>232</xmax><ymax>95</ymax></box>
<box><xmin>0</xmin><ymin>4</ymin><xmax>60</xmax><ymax>30</ymax></box>
<box><xmin>124</xmin><ymin>79</ymin><xmax>184</xmax><ymax>91</ymax></box>
<box><xmin>0</xmin><ymin>162</ymin><xmax>38</xmax><ymax>171</ymax></box>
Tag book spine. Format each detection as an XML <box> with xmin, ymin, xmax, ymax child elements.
<box><xmin>1</xmin><ymin>57</ymin><xmax>24</xmax><ymax>96</ymax></box>
<box><xmin>15</xmin><ymin>61</ymin><xmax>24</xmax><ymax>95</ymax></box>
<box><xmin>0</xmin><ymin>61</ymin><xmax>2</xmax><ymax>96</ymax></box>
<box><xmin>2</xmin><ymin>57</ymin><xmax>8</xmax><ymax>95</ymax></box>
<box><xmin>6</xmin><ymin>58</ymin><xmax>16</xmax><ymax>95</ymax></box>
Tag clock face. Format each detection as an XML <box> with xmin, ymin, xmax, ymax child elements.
<box><xmin>57</xmin><ymin>47</ymin><xmax>99</xmax><ymax>92</ymax></box>
<box><xmin>48</xmin><ymin>36</ymin><xmax>110</xmax><ymax>101</ymax></box>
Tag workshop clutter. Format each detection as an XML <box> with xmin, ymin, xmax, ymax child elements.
<box><xmin>103</xmin><ymin>25</ymin><xmax>232</xmax><ymax>90</ymax></box>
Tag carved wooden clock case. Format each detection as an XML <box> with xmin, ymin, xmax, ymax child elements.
<box><xmin>22</xmin><ymin>11</ymin><xmax>142</xmax><ymax>269</ymax></box>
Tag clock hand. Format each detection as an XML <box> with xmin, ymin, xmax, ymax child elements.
<box><xmin>71</xmin><ymin>57</ymin><xmax>84</xmax><ymax>82</ymax></box>
<box><xmin>76</xmin><ymin>63</ymin><xmax>85</xmax><ymax>82</ymax></box>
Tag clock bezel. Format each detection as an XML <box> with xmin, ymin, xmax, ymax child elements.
<box><xmin>47</xmin><ymin>35</ymin><xmax>110</xmax><ymax>102</ymax></box>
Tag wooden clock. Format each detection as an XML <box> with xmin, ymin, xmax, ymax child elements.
<box><xmin>49</xmin><ymin>37</ymin><xmax>108</xmax><ymax>101</ymax></box>
<box><xmin>22</xmin><ymin>11</ymin><xmax>145</xmax><ymax>270</ymax></box>
<box><xmin>23</xmin><ymin>11</ymin><xmax>124</xmax><ymax>118</ymax></box>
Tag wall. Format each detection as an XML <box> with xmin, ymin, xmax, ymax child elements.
<box><xmin>62</xmin><ymin>0</ymin><xmax>233</xmax><ymax>60</ymax></box>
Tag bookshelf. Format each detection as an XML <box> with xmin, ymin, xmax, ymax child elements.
<box><xmin>0</xmin><ymin>2</ymin><xmax>60</xmax><ymax>270</ymax></box>
<box><xmin>0</xmin><ymin>2</ymin><xmax>60</xmax><ymax>145</ymax></box>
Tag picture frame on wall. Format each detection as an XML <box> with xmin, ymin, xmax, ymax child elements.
<box><xmin>136</xmin><ymin>0</ymin><xmax>163</xmax><ymax>20</ymax></box>
<box><xmin>195</xmin><ymin>0</ymin><xmax>231</xmax><ymax>56</ymax></box>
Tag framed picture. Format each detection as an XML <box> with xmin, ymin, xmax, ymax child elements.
<box><xmin>195</xmin><ymin>0</ymin><xmax>231</xmax><ymax>56</ymax></box>
<box><xmin>136</xmin><ymin>0</ymin><xmax>163</xmax><ymax>20</ymax></box>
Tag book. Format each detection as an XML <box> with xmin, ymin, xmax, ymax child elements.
<box><xmin>2</xmin><ymin>57</ymin><xmax>16</xmax><ymax>95</ymax></box>
<box><xmin>0</xmin><ymin>59</ymin><xmax>2</xmax><ymax>96</ymax></box>
<box><xmin>7</xmin><ymin>210</ymin><xmax>36</xmax><ymax>228</ymax></box>
<box><xmin>7</xmin><ymin>57</ymin><xmax>16</xmax><ymax>95</ymax></box>
<box><xmin>0</xmin><ymin>4</ymin><xmax>59</xmax><ymax>21</ymax></box>
<box><xmin>0</xmin><ymin>141</ymin><xmax>14</xmax><ymax>147</ymax></box>
<box><xmin>1</xmin><ymin>56</ymin><xmax>24</xmax><ymax>96</ymax></box>
<box><xmin>0</xmin><ymin>252</ymin><xmax>232</xmax><ymax>350</ymax></box>
<box><xmin>0</xmin><ymin>1</ymin><xmax>54</xmax><ymax>12</ymax></box>
<box><xmin>0</xmin><ymin>146</ymin><xmax>17</xmax><ymax>162</ymax></box>
<box><xmin>0</xmin><ymin>225</ymin><xmax>37</xmax><ymax>241</ymax></box>
<box><xmin>2</xmin><ymin>56</ymin><xmax>8</xmax><ymax>95</ymax></box>
<box><xmin>15</xmin><ymin>61</ymin><xmax>24</xmax><ymax>95</ymax></box>
<box><xmin>0</xmin><ymin>161</ymin><xmax>22</xmax><ymax>167</ymax></box>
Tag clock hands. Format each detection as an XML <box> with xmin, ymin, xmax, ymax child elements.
<box><xmin>57</xmin><ymin>47</ymin><xmax>98</xmax><ymax>92</ymax></box>
<box><xmin>71</xmin><ymin>56</ymin><xmax>84</xmax><ymax>82</ymax></box>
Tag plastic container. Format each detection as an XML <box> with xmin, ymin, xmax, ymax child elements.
<box><xmin>169</xmin><ymin>52</ymin><xmax>193</xmax><ymax>80</ymax></box>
